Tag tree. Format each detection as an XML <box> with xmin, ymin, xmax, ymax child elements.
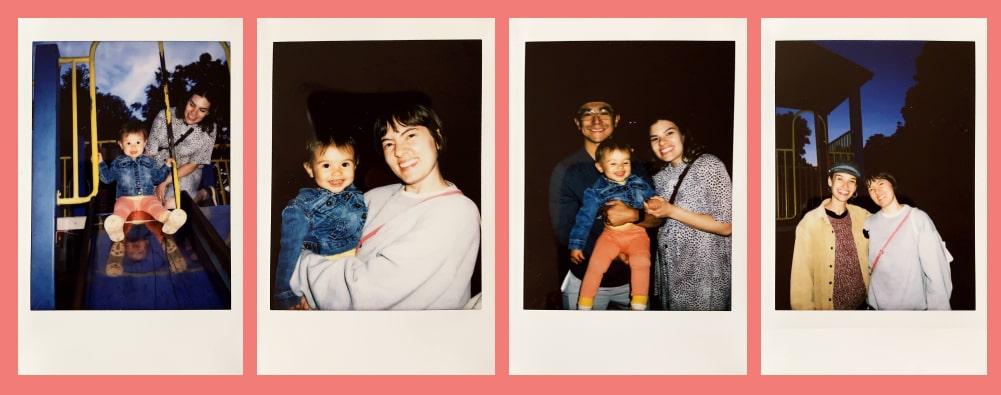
<box><xmin>134</xmin><ymin>52</ymin><xmax>231</xmax><ymax>144</ymax></box>
<box><xmin>58</xmin><ymin>64</ymin><xmax>139</xmax><ymax>156</ymax></box>
<box><xmin>775</xmin><ymin>111</ymin><xmax>813</xmax><ymax>164</ymax></box>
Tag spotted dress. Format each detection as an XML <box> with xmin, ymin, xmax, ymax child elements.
<box><xmin>652</xmin><ymin>153</ymin><xmax>732</xmax><ymax>311</ymax></box>
<box><xmin>145</xmin><ymin>108</ymin><xmax>217</xmax><ymax>200</ymax></box>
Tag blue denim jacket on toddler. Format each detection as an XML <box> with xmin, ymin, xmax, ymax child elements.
<box><xmin>568</xmin><ymin>173</ymin><xmax>657</xmax><ymax>250</ymax></box>
<box><xmin>274</xmin><ymin>184</ymin><xmax>367</xmax><ymax>308</ymax></box>
<box><xmin>98</xmin><ymin>155</ymin><xmax>172</xmax><ymax>198</ymax></box>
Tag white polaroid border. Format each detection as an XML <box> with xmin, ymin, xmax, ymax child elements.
<box><xmin>256</xmin><ymin>18</ymin><xmax>496</xmax><ymax>375</ymax></box>
<box><xmin>760</xmin><ymin>18</ymin><xmax>987</xmax><ymax>375</ymax></box>
<box><xmin>17</xmin><ymin>18</ymin><xmax>244</xmax><ymax>375</ymax></box>
<box><xmin>509</xmin><ymin>18</ymin><xmax>748</xmax><ymax>375</ymax></box>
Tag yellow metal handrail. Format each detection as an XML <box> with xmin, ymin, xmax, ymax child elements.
<box><xmin>56</xmin><ymin>42</ymin><xmax>100</xmax><ymax>205</ymax></box>
<box><xmin>54</xmin><ymin>41</ymin><xmax>230</xmax><ymax>207</ymax></box>
<box><xmin>776</xmin><ymin>110</ymin><xmax>828</xmax><ymax>221</ymax></box>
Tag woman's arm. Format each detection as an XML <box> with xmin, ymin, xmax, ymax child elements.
<box><xmin>291</xmin><ymin>196</ymin><xmax>481</xmax><ymax>310</ymax></box>
<box><xmin>916</xmin><ymin>213</ymin><xmax>953</xmax><ymax>310</ymax></box>
<box><xmin>643</xmin><ymin>156</ymin><xmax>732</xmax><ymax>236</ymax></box>
<box><xmin>644</xmin><ymin>195</ymin><xmax>731</xmax><ymax>236</ymax></box>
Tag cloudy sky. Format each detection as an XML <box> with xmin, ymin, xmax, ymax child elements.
<box><xmin>40</xmin><ymin>41</ymin><xmax>228</xmax><ymax>116</ymax></box>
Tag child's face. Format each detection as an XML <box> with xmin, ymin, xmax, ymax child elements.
<box><xmin>595</xmin><ymin>148</ymin><xmax>632</xmax><ymax>183</ymax></box>
<box><xmin>303</xmin><ymin>144</ymin><xmax>356</xmax><ymax>193</ymax></box>
<box><xmin>118</xmin><ymin>132</ymin><xmax>147</xmax><ymax>159</ymax></box>
<box><xmin>125</xmin><ymin>239</ymin><xmax>150</xmax><ymax>261</ymax></box>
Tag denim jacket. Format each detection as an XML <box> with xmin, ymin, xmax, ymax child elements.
<box><xmin>568</xmin><ymin>173</ymin><xmax>657</xmax><ymax>250</ymax></box>
<box><xmin>274</xmin><ymin>185</ymin><xmax>367</xmax><ymax>308</ymax></box>
<box><xmin>98</xmin><ymin>155</ymin><xmax>171</xmax><ymax>199</ymax></box>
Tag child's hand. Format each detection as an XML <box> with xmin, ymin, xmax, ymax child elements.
<box><xmin>290</xmin><ymin>295</ymin><xmax>313</xmax><ymax>310</ymax></box>
<box><xmin>166</xmin><ymin>158</ymin><xmax>176</xmax><ymax>167</ymax></box>
<box><xmin>570</xmin><ymin>249</ymin><xmax>585</xmax><ymax>264</ymax></box>
<box><xmin>617</xmin><ymin>253</ymin><xmax>630</xmax><ymax>265</ymax></box>
<box><xmin>97</xmin><ymin>152</ymin><xmax>103</xmax><ymax>162</ymax></box>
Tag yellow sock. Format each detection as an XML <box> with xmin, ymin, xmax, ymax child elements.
<box><xmin>578</xmin><ymin>297</ymin><xmax>594</xmax><ymax>310</ymax></box>
<box><xmin>630</xmin><ymin>295</ymin><xmax>648</xmax><ymax>310</ymax></box>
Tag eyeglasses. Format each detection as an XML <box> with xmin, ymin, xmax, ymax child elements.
<box><xmin>579</xmin><ymin>109</ymin><xmax>613</xmax><ymax>120</ymax></box>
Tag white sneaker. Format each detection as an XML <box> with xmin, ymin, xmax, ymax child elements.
<box><xmin>104</xmin><ymin>215</ymin><xmax>125</xmax><ymax>242</ymax></box>
<box><xmin>161</xmin><ymin>209</ymin><xmax>187</xmax><ymax>234</ymax></box>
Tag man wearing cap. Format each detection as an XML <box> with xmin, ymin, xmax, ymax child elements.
<box><xmin>549</xmin><ymin>100</ymin><xmax>658</xmax><ymax>310</ymax></box>
<box><xmin>790</xmin><ymin>162</ymin><xmax>871</xmax><ymax>310</ymax></box>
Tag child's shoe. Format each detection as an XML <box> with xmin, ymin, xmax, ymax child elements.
<box><xmin>161</xmin><ymin>209</ymin><xmax>187</xmax><ymax>235</ymax></box>
<box><xmin>104</xmin><ymin>215</ymin><xmax>126</xmax><ymax>242</ymax></box>
<box><xmin>162</xmin><ymin>236</ymin><xmax>187</xmax><ymax>273</ymax></box>
<box><xmin>106</xmin><ymin>241</ymin><xmax>125</xmax><ymax>277</ymax></box>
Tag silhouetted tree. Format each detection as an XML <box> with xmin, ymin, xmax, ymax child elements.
<box><xmin>135</xmin><ymin>52</ymin><xmax>231</xmax><ymax>143</ymax></box>
<box><xmin>861</xmin><ymin>41</ymin><xmax>975</xmax><ymax>309</ymax></box>
<box><xmin>58</xmin><ymin>64</ymin><xmax>139</xmax><ymax>156</ymax></box>
<box><xmin>776</xmin><ymin>111</ymin><xmax>813</xmax><ymax>164</ymax></box>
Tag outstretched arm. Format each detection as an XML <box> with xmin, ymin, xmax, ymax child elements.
<box><xmin>644</xmin><ymin>196</ymin><xmax>731</xmax><ymax>236</ymax></box>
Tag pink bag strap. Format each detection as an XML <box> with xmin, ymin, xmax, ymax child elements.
<box><xmin>358</xmin><ymin>189</ymin><xmax>463</xmax><ymax>248</ymax></box>
<box><xmin>870</xmin><ymin>207</ymin><xmax>912</xmax><ymax>273</ymax></box>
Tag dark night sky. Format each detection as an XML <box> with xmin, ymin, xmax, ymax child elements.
<box><xmin>779</xmin><ymin>40</ymin><xmax>925</xmax><ymax>165</ymax></box>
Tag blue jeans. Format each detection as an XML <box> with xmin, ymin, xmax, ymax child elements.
<box><xmin>561</xmin><ymin>271</ymin><xmax>630</xmax><ymax>310</ymax></box>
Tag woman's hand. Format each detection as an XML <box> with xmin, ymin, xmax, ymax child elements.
<box><xmin>644</xmin><ymin>195</ymin><xmax>674</xmax><ymax>219</ymax></box>
<box><xmin>166</xmin><ymin>158</ymin><xmax>176</xmax><ymax>167</ymax></box>
<box><xmin>570</xmin><ymin>249</ymin><xmax>585</xmax><ymax>264</ymax></box>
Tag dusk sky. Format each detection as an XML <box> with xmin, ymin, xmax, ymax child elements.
<box><xmin>38</xmin><ymin>41</ymin><xmax>228</xmax><ymax>118</ymax></box>
<box><xmin>779</xmin><ymin>40</ymin><xmax>926</xmax><ymax>165</ymax></box>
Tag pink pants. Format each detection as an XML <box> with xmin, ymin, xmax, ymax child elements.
<box><xmin>579</xmin><ymin>224</ymin><xmax>651</xmax><ymax>300</ymax></box>
<box><xmin>113</xmin><ymin>196</ymin><xmax>169</xmax><ymax>223</ymax></box>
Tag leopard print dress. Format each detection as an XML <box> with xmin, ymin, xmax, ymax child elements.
<box><xmin>652</xmin><ymin>154</ymin><xmax>732</xmax><ymax>311</ymax></box>
<box><xmin>146</xmin><ymin>108</ymin><xmax>217</xmax><ymax>200</ymax></box>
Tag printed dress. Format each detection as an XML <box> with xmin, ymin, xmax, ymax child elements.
<box><xmin>146</xmin><ymin>108</ymin><xmax>217</xmax><ymax>199</ymax></box>
<box><xmin>652</xmin><ymin>154</ymin><xmax>732</xmax><ymax>310</ymax></box>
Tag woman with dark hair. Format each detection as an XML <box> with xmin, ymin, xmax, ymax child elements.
<box><xmin>288</xmin><ymin>100</ymin><xmax>481</xmax><ymax>310</ymax></box>
<box><xmin>146</xmin><ymin>82</ymin><xmax>225</xmax><ymax>208</ymax></box>
<box><xmin>643</xmin><ymin>118</ymin><xmax>732</xmax><ymax>310</ymax></box>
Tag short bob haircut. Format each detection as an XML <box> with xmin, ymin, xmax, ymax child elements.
<box><xmin>373</xmin><ymin>100</ymin><xmax>446</xmax><ymax>154</ymax></box>
<box><xmin>865</xmin><ymin>171</ymin><xmax>898</xmax><ymax>191</ymax></box>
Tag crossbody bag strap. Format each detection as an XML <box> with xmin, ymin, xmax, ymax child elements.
<box><xmin>870</xmin><ymin>207</ymin><xmax>913</xmax><ymax>274</ymax></box>
<box><xmin>358</xmin><ymin>189</ymin><xmax>464</xmax><ymax>248</ymax></box>
<box><xmin>669</xmin><ymin>154</ymin><xmax>701</xmax><ymax>204</ymax></box>
<box><xmin>160</xmin><ymin>127</ymin><xmax>195</xmax><ymax>152</ymax></box>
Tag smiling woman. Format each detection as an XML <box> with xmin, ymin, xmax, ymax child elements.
<box><xmin>287</xmin><ymin>99</ymin><xmax>482</xmax><ymax>310</ymax></box>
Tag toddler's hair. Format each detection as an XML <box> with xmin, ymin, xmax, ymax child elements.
<box><xmin>306</xmin><ymin>134</ymin><xmax>358</xmax><ymax>164</ymax></box>
<box><xmin>118</xmin><ymin>121</ymin><xmax>148</xmax><ymax>141</ymax></box>
<box><xmin>594</xmin><ymin>139</ymin><xmax>633</xmax><ymax>163</ymax></box>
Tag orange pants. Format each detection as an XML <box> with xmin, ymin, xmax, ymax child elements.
<box><xmin>579</xmin><ymin>224</ymin><xmax>651</xmax><ymax>300</ymax></box>
<box><xmin>113</xmin><ymin>196</ymin><xmax>169</xmax><ymax>224</ymax></box>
